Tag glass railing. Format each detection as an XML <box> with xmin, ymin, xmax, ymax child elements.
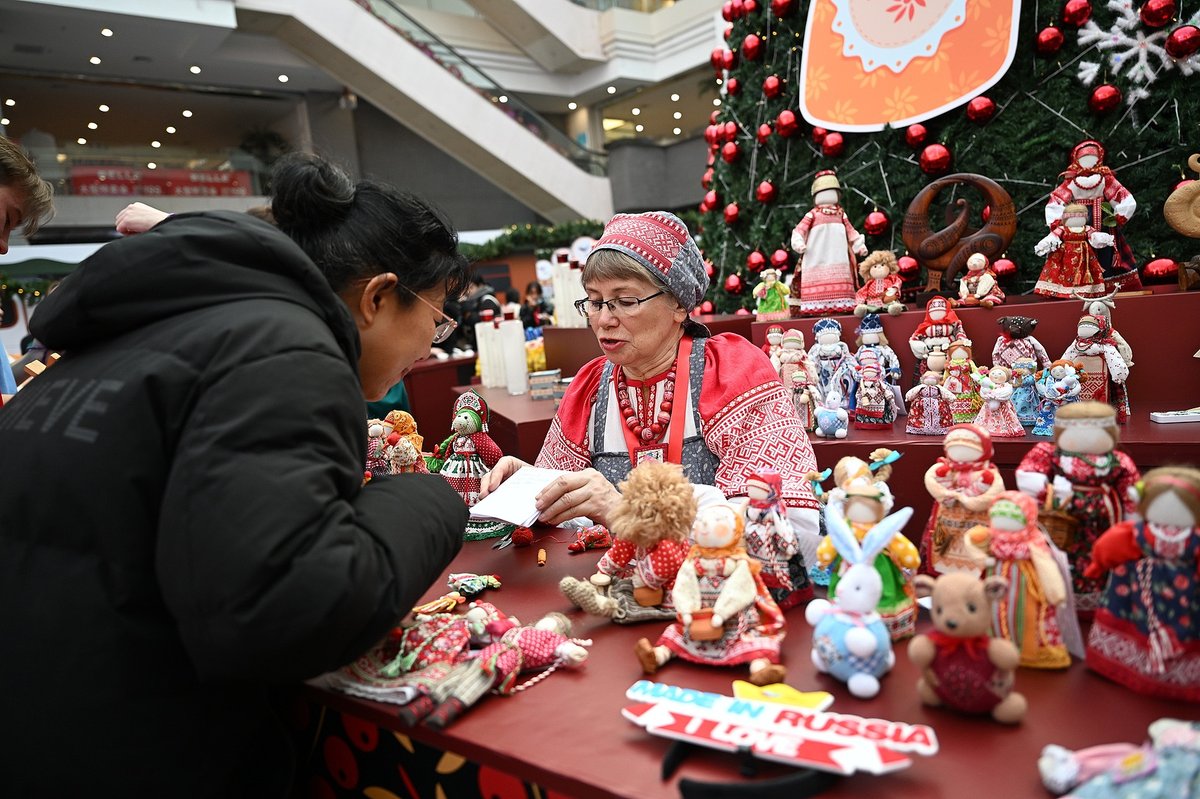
<box><xmin>569</xmin><ymin>0</ymin><xmax>679</xmax><ymax>9</ymax></box>
<box><xmin>356</xmin><ymin>0</ymin><xmax>608</xmax><ymax>175</ymax></box>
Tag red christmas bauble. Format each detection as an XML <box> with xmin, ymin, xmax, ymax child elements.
<box><xmin>731</xmin><ymin>0</ymin><xmax>746</xmax><ymax>16</ymax></box>
<box><xmin>705</xmin><ymin>260</ymin><xmax>715</xmax><ymax>278</ymax></box>
<box><xmin>966</xmin><ymin>95</ymin><xmax>996</xmax><ymax>124</ymax></box>
<box><xmin>898</xmin><ymin>255</ymin><xmax>920</xmax><ymax>275</ymax></box>
<box><xmin>704</xmin><ymin>190</ymin><xmax>720</xmax><ymax>208</ymax></box>
<box><xmin>771</xmin><ymin>0</ymin><xmax>795</xmax><ymax>16</ymax></box>
<box><xmin>755</xmin><ymin>179</ymin><xmax>777</xmax><ymax>203</ymax></box>
<box><xmin>724</xmin><ymin>24</ymin><xmax>734</xmax><ymax>40</ymax></box>
<box><xmin>1139</xmin><ymin>0</ymin><xmax>1175</xmax><ymax>28</ymax></box>
<box><xmin>726</xmin><ymin>77</ymin><xmax>741</xmax><ymax>96</ymax></box>
<box><xmin>721</xmin><ymin>48</ymin><xmax>737</xmax><ymax>70</ymax></box>
<box><xmin>776</xmin><ymin>109</ymin><xmax>798</xmax><ymax>137</ymax></box>
<box><xmin>993</xmin><ymin>257</ymin><xmax>1017</xmax><ymax>278</ymax></box>
<box><xmin>771</xmin><ymin>249</ymin><xmax>790</xmax><ymax>269</ymax></box>
<box><xmin>721</xmin><ymin>141</ymin><xmax>741</xmax><ymax>163</ymax></box>
<box><xmin>757</xmin><ymin>122</ymin><xmax>773</xmax><ymax>143</ymax></box>
<box><xmin>1089</xmin><ymin>83</ymin><xmax>1122</xmax><ymax>114</ymax></box>
<box><xmin>722</xmin><ymin>1</ymin><xmax>735</xmax><ymax>21</ymax></box>
<box><xmin>864</xmin><ymin>210</ymin><xmax>889</xmax><ymax>235</ymax></box>
<box><xmin>700</xmin><ymin>300</ymin><xmax>715</xmax><ymax>314</ymax></box>
<box><xmin>905</xmin><ymin>123</ymin><xmax>927</xmax><ymax>148</ymax></box>
<box><xmin>704</xmin><ymin>125</ymin><xmax>718</xmax><ymax>145</ymax></box>
<box><xmin>821</xmin><ymin>131</ymin><xmax>845</xmax><ymax>157</ymax></box>
<box><xmin>1166</xmin><ymin>25</ymin><xmax>1200</xmax><ymax>58</ymax></box>
<box><xmin>981</xmin><ymin>204</ymin><xmax>992</xmax><ymax>223</ymax></box>
<box><xmin>724</xmin><ymin>202</ymin><xmax>740</xmax><ymax>225</ymax></box>
<box><xmin>919</xmin><ymin>143</ymin><xmax>952</xmax><ymax>175</ymax></box>
<box><xmin>724</xmin><ymin>273</ymin><xmax>744</xmax><ymax>293</ymax></box>
<box><xmin>723</xmin><ymin>121</ymin><xmax>738</xmax><ymax>141</ymax></box>
<box><xmin>707</xmin><ymin>151</ymin><xmax>715</xmax><ymax>166</ymax></box>
<box><xmin>747</xmin><ymin>251</ymin><xmax>767</xmax><ymax>272</ymax></box>
<box><xmin>698</xmin><ymin>199</ymin><xmax>712</xmax><ymax>214</ymax></box>
<box><xmin>1143</xmin><ymin>257</ymin><xmax>1178</xmax><ymax>279</ymax></box>
<box><xmin>812</xmin><ymin>126</ymin><xmax>828</xmax><ymax>144</ymax></box>
<box><xmin>763</xmin><ymin>75</ymin><xmax>783</xmax><ymax>98</ymax></box>
<box><xmin>1036</xmin><ymin>26</ymin><xmax>1065</xmax><ymax>56</ymax></box>
<box><xmin>710</xmin><ymin>110</ymin><xmax>720</xmax><ymax>124</ymax></box>
<box><xmin>1062</xmin><ymin>0</ymin><xmax>1092</xmax><ymax>26</ymax></box>
<box><xmin>710</xmin><ymin>47</ymin><xmax>726</xmax><ymax>72</ymax></box>
<box><xmin>735</xmin><ymin>308</ymin><xmax>752</xmax><ymax>315</ymax></box>
<box><xmin>743</xmin><ymin>0</ymin><xmax>758</xmax><ymax>13</ymax></box>
<box><xmin>742</xmin><ymin>34</ymin><xmax>763</xmax><ymax>60</ymax></box>
<box><xmin>701</xmin><ymin>168</ymin><xmax>714</xmax><ymax>189</ymax></box>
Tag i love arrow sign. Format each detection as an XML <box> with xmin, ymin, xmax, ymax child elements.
<box><xmin>622</xmin><ymin>680</ymin><xmax>938</xmax><ymax>776</ymax></box>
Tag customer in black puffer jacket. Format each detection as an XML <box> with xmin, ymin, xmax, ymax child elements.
<box><xmin>0</xmin><ymin>153</ymin><xmax>470</xmax><ymax>798</ymax></box>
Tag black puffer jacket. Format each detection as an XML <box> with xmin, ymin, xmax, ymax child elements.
<box><xmin>0</xmin><ymin>212</ymin><xmax>465</xmax><ymax>797</ymax></box>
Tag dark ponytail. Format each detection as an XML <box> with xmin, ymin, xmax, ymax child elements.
<box><xmin>269</xmin><ymin>152</ymin><xmax>469</xmax><ymax>302</ymax></box>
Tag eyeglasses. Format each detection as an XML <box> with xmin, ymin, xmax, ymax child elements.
<box><xmin>574</xmin><ymin>290</ymin><xmax>666</xmax><ymax>318</ymax></box>
<box><xmin>401</xmin><ymin>285</ymin><xmax>458</xmax><ymax>344</ymax></box>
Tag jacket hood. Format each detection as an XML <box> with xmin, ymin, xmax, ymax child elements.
<box><xmin>31</xmin><ymin>211</ymin><xmax>359</xmax><ymax>364</ymax></box>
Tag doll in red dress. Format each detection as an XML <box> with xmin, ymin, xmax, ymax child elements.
<box><xmin>1033</xmin><ymin>203</ymin><xmax>1112</xmax><ymax>299</ymax></box>
<box><xmin>920</xmin><ymin>424</ymin><xmax>1005</xmax><ymax>576</ymax></box>
<box><xmin>909</xmin><ymin>297</ymin><xmax>967</xmax><ymax>387</ymax></box>
<box><xmin>437</xmin><ymin>391</ymin><xmax>508</xmax><ymax>539</ymax></box>
<box><xmin>955</xmin><ymin>253</ymin><xmax>1006</xmax><ymax>308</ymax></box>
<box><xmin>790</xmin><ymin>170</ymin><xmax>867</xmax><ymax>316</ymax></box>
<box><xmin>854</xmin><ymin>250</ymin><xmax>905</xmax><ymax>317</ymax></box>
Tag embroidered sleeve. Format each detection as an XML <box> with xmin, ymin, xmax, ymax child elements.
<box><xmin>533</xmin><ymin>357</ymin><xmax>606</xmax><ymax>473</ymax></box>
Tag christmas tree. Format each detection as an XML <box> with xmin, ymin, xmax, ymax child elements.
<box><xmin>697</xmin><ymin>0</ymin><xmax>1199</xmax><ymax>313</ymax></box>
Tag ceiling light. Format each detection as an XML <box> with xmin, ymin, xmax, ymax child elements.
<box><xmin>673</xmin><ymin>111</ymin><xmax>682</xmax><ymax>120</ymax></box>
<box><xmin>716</xmin><ymin>78</ymin><xmax>723</xmax><ymax>85</ymax></box>
<box><xmin>278</xmin><ymin>74</ymin><xmax>289</xmax><ymax>83</ymax></box>
<box><xmin>101</xmin><ymin>27</ymin><xmax>113</xmax><ymax>36</ymax></box>
<box><xmin>635</xmin><ymin>124</ymin><xmax>644</xmax><ymax>132</ymax></box>
<box><xmin>166</xmin><ymin>126</ymin><xmax>176</xmax><ymax>134</ymax></box>
<box><xmin>98</xmin><ymin>104</ymin><xmax>109</xmax><ymax>112</ymax></box>
<box><xmin>4</xmin><ymin>99</ymin><xmax>14</xmax><ymax>107</ymax></box>
<box><xmin>606</xmin><ymin>85</ymin><xmax>616</xmax><ymax>94</ymax></box>
<box><xmin>147</xmin><ymin>162</ymin><xmax>157</xmax><ymax>169</ymax></box>
<box><xmin>670</xmin><ymin>93</ymin><xmax>680</xmax><ymax>102</ymax></box>
<box><xmin>631</xmin><ymin>107</ymin><xmax>641</xmax><ymax>116</ymax></box>
<box><xmin>0</xmin><ymin>118</ymin><xmax>8</xmax><ymax>127</ymax></box>
<box><xmin>151</xmin><ymin>140</ymin><xmax>161</xmax><ymax>148</ymax></box>
<box><xmin>56</xmin><ymin>153</ymin><xmax>67</xmax><ymax>163</ymax></box>
<box><xmin>87</xmin><ymin>122</ymin><xmax>98</xmax><ymax>130</ymax></box>
<box><xmin>77</xmin><ymin>137</ymin><xmax>87</xmax><ymax>145</ymax></box>
<box><xmin>189</xmin><ymin>65</ymin><xmax>201</xmax><ymax>74</ymax></box>
<box><xmin>713</xmin><ymin>98</ymin><xmax>722</xmax><ymax>107</ymax></box>
<box><xmin>182</xmin><ymin>109</ymin><xmax>193</xmax><ymax>117</ymax></box>
<box><xmin>89</xmin><ymin>56</ymin><xmax>102</xmax><ymax>65</ymax></box>
<box><xmin>567</xmin><ymin>101</ymin><xmax>577</xmax><ymax>110</ymax></box>
<box><xmin>498</xmin><ymin>95</ymin><xmax>508</xmax><ymax>103</ymax></box>
<box><xmin>673</xmin><ymin>127</ymin><xmax>682</xmax><ymax>135</ymax></box>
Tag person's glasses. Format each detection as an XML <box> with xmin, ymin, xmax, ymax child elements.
<box><xmin>574</xmin><ymin>290</ymin><xmax>665</xmax><ymax>318</ymax></box>
<box><xmin>401</xmin><ymin>285</ymin><xmax>458</xmax><ymax>344</ymax></box>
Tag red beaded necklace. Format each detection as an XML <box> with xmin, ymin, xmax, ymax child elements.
<box><xmin>615</xmin><ymin>367</ymin><xmax>676</xmax><ymax>442</ymax></box>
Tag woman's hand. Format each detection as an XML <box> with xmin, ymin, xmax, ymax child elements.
<box><xmin>116</xmin><ymin>202</ymin><xmax>171</xmax><ymax>235</ymax></box>
<box><xmin>535</xmin><ymin>468</ymin><xmax>621</xmax><ymax>527</ymax></box>
<box><xmin>478</xmin><ymin>455</ymin><xmax>530</xmax><ymax>499</ymax></box>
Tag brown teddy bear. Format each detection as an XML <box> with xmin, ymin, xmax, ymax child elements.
<box><xmin>908</xmin><ymin>572</ymin><xmax>1027</xmax><ymax>724</ymax></box>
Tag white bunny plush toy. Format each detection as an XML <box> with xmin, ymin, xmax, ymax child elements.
<box><xmin>806</xmin><ymin>503</ymin><xmax>914</xmax><ymax>698</ymax></box>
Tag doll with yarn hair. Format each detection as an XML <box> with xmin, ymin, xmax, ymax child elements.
<box><xmin>817</xmin><ymin>453</ymin><xmax>920</xmax><ymax>640</ymax></box>
<box><xmin>743</xmin><ymin>468</ymin><xmax>812</xmax><ymax>610</ymax></box>
<box><xmin>366</xmin><ymin>411</ymin><xmax>428</xmax><ymax>478</ymax></box>
<box><xmin>942</xmin><ymin>340</ymin><xmax>983</xmax><ymax>425</ymax></box>
<box><xmin>954</xmin><ymin>253</ymin><xmax>1006</xmax><ymax>308</ymax></box>
<box><xmin>1062</xmin><ymin>313</ymin><xmax>1131</xmax><ymax>423</ymax></box>
<box><xmin>992</xmin><ymin>315</ymin><xmax>1051</xmax><ymax>372</ymax></box>
<box><xmin>559</xmin><ymin>460</ymin><xmax>696</xmax><ymax>625</ymax></box>
<box><xmin>905</xmin><ymin>371</ymin><xmax>955</xmax><ymax>435</ymax></box>
<box><xmin>635</xmin><ymin>504</ymin><xmax>788</xmax><ymax>686</ymax></box>
<box><xmin>909</xmin><ymin>297</ymin><xmax>967</xmax><ymax>387</ymax></box>
<box><xmin>920</xmin><ymin>424</ymin><xmax>1004</xmax><ymax>576</ymax></box>
<box><xmin>966</xmin><ymin>491</ymin><xmax>1082</xmax><ymax>669</ymax></box>
<box><xmin>974</xmin><ymin>365</ymin><xmax>1025</xmax><ymax>438</ymax></box>
<box><xmin>1016</xmin><ymin>401</ymin><xmax>1141</xmax><ymax>613</ymax></box>
<box><xmin>853</xmin><ymin>250</ymin><xmax>905</xmax><ymax>317</ymax></box>
<box><xmin>1031</xmin><ymin>360</ymin><xmax>1083</xmax><ymax>437</ymax></box>
<box><xmin>808</xmin><ymin>318</ymin><xmax>857</xmax><ymax>406</ymax></box>
<box><xmin>1085</xmin><ymin>466</ymin><xmax>1200</xmax><ymax>701</ymax></box>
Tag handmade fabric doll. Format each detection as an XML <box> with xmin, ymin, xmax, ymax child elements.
<box><xmin>992</xmin><ymin>315</ymin><xmax>1051</xmax><ymax>372</ymax></box>
<box><xmin>778</xmin><ymin>328</ymin><xmax>819</xmax><ymax>392</ymax></box>
<box><xmin>818</xmin><ymin>455</ymin><xmax>921</xmax><ymax>640</ymax></box>
<box><xmin>437</xmin><ymin>391</ymin><xmax>509</xmax><ymax>539</ymax></box>
<box><xmin>790</xmin><ymin>169</ymin><xmax>867</xmax><ymax>316</ymax></box>
<box><xmin>908</xmin><ymin>572</ymin><xmax>1027</xmax><ymax>723</ymax></box>
<box><xmin>1074</xmin><ymin>290</ymin><xmax>1133</xmax><ymax>367</ymax></box>
<box><xmin>1031</xmin><ymin>360</ymin><xmax>1083</xmax><ymax>437</ymax></box>
<box><xmin>813</xmin><ymin>389</ymin><xmax>849</xmax><ymax>439</ymax></box>
<box><xmin>966</xmin><ymin>491</ymin><xmax>1078</xmax><ymax>669</ymax></box>
<box><xmin>365</xmin><ymin>418</ymin><xmax>393</xmax><ymax>479</ymax></box>
<box><xmin>1039</xmin><ymin>719</ymin><xmax>1200</xmax><ymax>798</ymax></box>
<box><xmin>560</xmin><ymin>460</ymin><xmax>696</xmax><ymax>624</ymax></box>
<box><xmin>852</xmin><ymin>352</ymin><xmax>897</xmax><ymax>430</ymax></box>
<box><xmin>807</xmin><ymin>502</ymin><xmax>913</xmax><ymax>698</ymax></box>
<box><xmin>905</xmin><ymin>371</ymin><xmax>955</xmax><ymax>435</ymax></box>
<box><xmin>909</xmin><ymin>297</ymin><xmax>967</xmax><ymax>386</ymax></box>
<box><xmin>743</xmin><ymin>468</ymin><xmax>812</xmax><ymax>610</ymax></box>
<box><xmin>752</xmin><ymin>268</ymin><xmax>791</xmax><ymax>321</ymax></box>
<box><xmin>920</xmin><ymin>424</ymin><xmax>1004</xmax><ymax>576</ymax></box>
<box><xmin>1034</xmin><ymin>203</ymin><xmax>1112</xmax><ymax>299</ymax></box>
<box><xmin>635</xmin><ymin>504</ymin><xmax>787</xmax><ymax>686</ymax></box>
<box><xmin>789</xmin><ymin>371</ymin><xmax>818</xmax><ymax>433</ymax></box>
<box><xmin>806</xmin><ymin>468</ymin><xmax>835</xmax><ymax>587</ymax></box>
<box><xmin>853</xmin><ymin>250</ymin><xmax>905</xmax><ymax>317</ymax></box>
<box><xmin>385</xmin><ymin>410</ymin><xmax>429</xmax><ymax>474</ymax></box>
<box><xmin>1016</xmin><ymin>401</ymin><xmax>1141</xmax><ymax>612</ymax></box>
<box><xmin>1085</xmin><ymin>466</ymin><xmax>1200</xmax><ymax>701</ymax></box>
<box><xmin>855</xmin><ymin>313</ymin><xmax>905</xmax><ymax>414</ymax></box>
<box><xmin>1045</xmin><ymin>139</ymin><xmax>1141</xmax><ymax>292</ymax></box>
<box><xmin>974</xmin><ymin>365</ymin><xmax>1025</xmax><ymax>437</ymax></box>
<box><xmin>942</xmin><ymin>340</ymin><xmax>983</xmax><ymax>425</ymax></box>
<box><xmin>955</xmin><ymin>253</ymin><xmax>1006</xmax><ymax>308</ymax></box>
<box><xmin>1062</xmin><ymin>313</ymin><xmax>1131</xmax><ymax>423</ymax></box>
<box><xmin>1009</xmin><ymin>357</ymin><xmax>1040</xmax><ymax>426</ymax></box>
<box><xmin>762</xmin><ymin>324</ymin><xmax>785</xmax><ymax>371</ymax></box>
<box><xmin>808</xmin><ymin>318</ymin><xmax>857</xmax><ymax>405</ymax></box>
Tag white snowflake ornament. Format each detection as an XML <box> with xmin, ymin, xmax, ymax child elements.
<box><xmin>1076</xmin><ymin>2</ymin><xmax>1199</xmax><ymax>87</ymax></box>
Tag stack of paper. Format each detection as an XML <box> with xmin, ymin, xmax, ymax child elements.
<box><xmin>469</xmin><ymin>467</ymin><xmax>570</xmax><ymax>527</ymax></box>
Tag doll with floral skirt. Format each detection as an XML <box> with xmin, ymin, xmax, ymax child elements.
<box><xmin>852</xmin><ymin>353</ymin><xmax>897</xmax><ymax>430</ymax></box>
<box><xmin>808</xmin><ymin>319</ymin><xmax>857</xmax><ymax>407</ymax></box>
<box><xmin>635</xmin><ymin>504</ymin><xmax>788</xmax><ymax>686</ymax></box>
<box><xmin>763</xmin><ymin>324</ymin><xmax>785</xmax><ymax>371</ymax></box>
<box><xmin>1062</xmin><ymin>313</ymin><xmax>1131</xmax><ymax>423</ymax></box>
<box><xmin>1034</xmin><ymin>202</ymin><xmax>1112</xmax><ymax>298</ymax></box>
<box><xmin>818</xmin><ymin>453</ymin><xmax>920</xmax><ymax>640</ymax></box>
<box><xmin>437</xmin><ymin>391</ymin><xmax>509</xmax><ymax>539</ymax></box>
<box><xmin>778</xmin><ymin>328</ymin><xmax>819</xmax><ymax>393</ymax></box>
<box><xmin>790</xmin><ymin>169</ymin><xmax>867</xmax><ymax>316</ymax></box>
<box><xmin>789</xmin><ymin>371</ymin><xmax>818</xmax><ymax>433</ymax></box>
<box><xmin>992</xmin><ymin>315</ymin><xmax>1051</xmax><ymax>373</ymax></box>
<box><xmin>1084</xmin><ymin>466</ymin><xmax>1200</xmax><ymax>701</ymax></box>
<box><xmin>743</xmin><ymin>468</ymin><xmax>812</xmax><ymax>610</ymax></box>
<box><xmin>1031</xmin><ymin>360</ymin><xmax>1083</xmax><ymax>437</ymax></box>
<box><xmin>854</xmin><ymin>250</ymin><xmax>905</xmax><ymax>317</ymax></box>
<box><xmin>975</xmin><ymin>365</ymin><xmax>1025</xmax><ymax>437</ymax></box>
<box><xmin>909</xmin><ymin>297</ymin><xmax>968</xmax><ymax>387</ymax></box>
<box><xmin>942</xmin><ymin>340</ymin><xmax>983</xmax><ymax>425</ymax></box>
<box><xmin>966</xmin><ymin>491</ymin><xmax>1079</xmax><ymax>669</ymax></box>
<box><xmin>905</xmin><ymin>371</ymin><xmax>955</xmax><ymax>435</ymax></box>
<box><xmin>1010</xmin><ymin>357</ymin><xmax>1040</xmax><ymax>427</ymax></box>
<box><xmin>920</xmin><ymin>424</ymin><xmax>1004</xmax><ymax>576</ymax></box>
<box><xmin>855</xmin><ymin>313</ymin><xmax>905</xmax><ymax>414</ymax></box>
<box><xmin>955</xmin><ymin>253</ymin><xmax>1006</xmax><ymax>308</ymax></box>
<box><xmin>753</xmin><ymin>268</ymin><xmax>791</xmax><ymax>321</ymax></box>
<box><xmin>559</xmin><ymin>460</ymin><xmax>695</xmax><ymax>625</ymax></box>
<box><xmin>1016</xmin><ymin>401</ymin><xmax>1141</xmax><ymax>613</ymax></box>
